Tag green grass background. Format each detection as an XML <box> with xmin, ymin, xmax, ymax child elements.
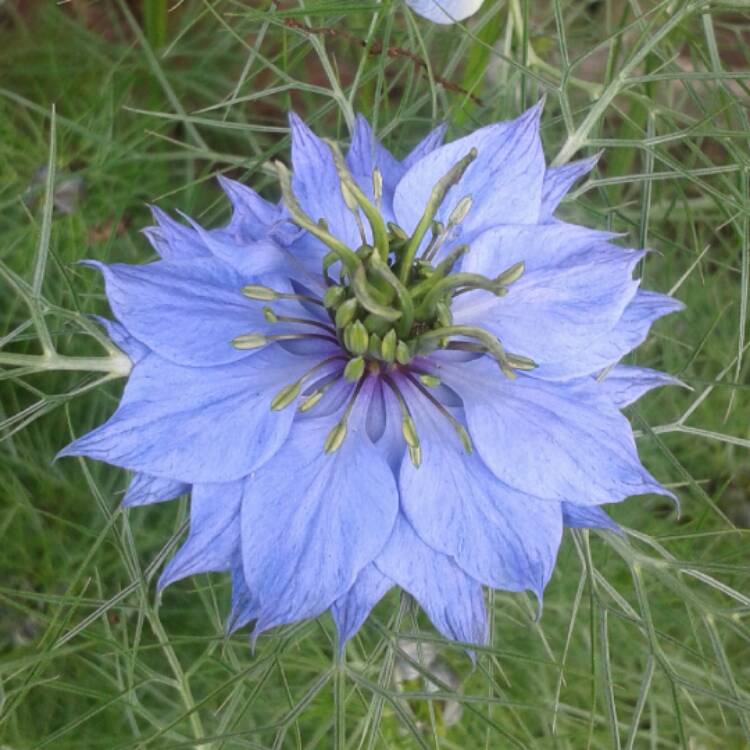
<box><xmin>1</xmin><ymin>1</ymin><xmax>749</xmax><ymax>747</ymax></box>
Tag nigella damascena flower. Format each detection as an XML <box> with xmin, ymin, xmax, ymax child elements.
<box><xmin>406</xmin><ymin>0</ymin><xmax>484</xmax><ymax>24</ymax></box>
<box><xmin>62</xmin><ymin>104</ymin><xmax>683</xmax><ymax>648</ymax></box>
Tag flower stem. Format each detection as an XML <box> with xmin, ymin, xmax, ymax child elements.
<box><xmin>0</xmin><ymin>351</ymin><xmax>131</xmax><ymax>376</ymax></box>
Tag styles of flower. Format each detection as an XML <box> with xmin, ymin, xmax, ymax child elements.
<box><xmin>62</xmin><ymin>105</ymin><xmax>683</xmax><ymax>647</ymax></box>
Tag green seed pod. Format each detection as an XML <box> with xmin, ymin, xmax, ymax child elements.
<box><xmin>368</xmin><ymin>332</ymin><xmax>383</xmax><ymax>359</ymax></box>
<box><xmin>380</xmin><ymin>329</ymin><xmax>397</xmax><ymax>363</ymax></box>
<box><xmin>346</xmin><ymin>320</ymin><xmax>369</xmax><ymax>356</ymax></box>
<box><xmin>343</xmin><ymin>356</ymin><xmax>366</xmax><ymax>382</ymax></box>
<box><xmin>335</xmin><ymin>298</ymin><xmax>358</xmax><ymax>329</ymax></box>
<box><xmin>396</xmin><ymin>340</ymin><xmax>411</xmax><ymax>365</ymax></box>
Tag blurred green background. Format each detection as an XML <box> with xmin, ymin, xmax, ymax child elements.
<box><xmin>1</xmin><ymin>1</ymin><xmax>749</xmax><ymax>747</ymax></box>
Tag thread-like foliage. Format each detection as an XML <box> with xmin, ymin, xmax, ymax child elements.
<box><xmin>0</xmin><ymin>2</ymin><xmax>748</xmax><ymax>747</ymax></box>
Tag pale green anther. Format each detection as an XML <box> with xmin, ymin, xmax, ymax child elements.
<box><xmin>324</xmin><ymin>285</ymin><xmax>346</xmax><ymax>308</ymax></box>
<box><xmin>506</xmin><ymin>353</ymin><xmax>537</xmax><ymax>371</ymax></box>
<box><xmin>299</xmin><ymin>390</ymin><xmax>324</xmax><ymax>412</ymax></box>
<box><xmin>368</xmin><ymin>332</ymin><xmax>382</xmax><ymax>359</ymax></box>
<box><xmin>408</xmin><ymin>444</ymin><xmax>422</xmax><ymax>468</ymax></box>
<box><xmin>344</xmin><ymin>356</ymin><xmax>366</xmax><ymax>382</ymax></box>
<box><xmin>242</xmin><ymin>284</ymin><xmax>278</xmax><ymax>301</ymax></box>
<box><xmin>419</xmin><ymin>373</ymin><xmax>441</xmax><ymax>388</ymax></box>
<box><xmin>340</xmin><ymin>180</ymin><xmax>360</xmax><ymax>214</ymax></box>
<box><xmin>335</xmin><ymin>298</ymin><xmax>358</xmax><ymax>328</ymax></box>
<box><xmin>347</xmin><ymin>321</ymin><xmax>369</xmax><ymax>356</ymax></box>
<box><xmin>495</xmin><ymin>260</ymin><xmax>525</xmax><ymax>286</ymax></box>
<box><xmin>263</xmin><ymin>306</ymin><xmax>278</xmax><ymax>323</ymax></box>
<box><xmin>448</xmin><ymin>195</ymin><xmax>473</xmax><ymax>226</ymax></box>
<box><xmin>381</xmin><ymin>329</ymin><xmax>397</xmax><ymax>362</ymax></box>
<box><xmin>372</xmin><ymin>168</ymin><xmax>383</xmax><ymax>206</ymax></box>
<box><xmin>396</xmin><ymin>340</ymin><xmax>411</xmax><ymax>365</ymax></box>
<box><xmin>401</xmin><ymin>415</ymin><xmax>420</xmax><ymax>448</ymax></box>
<box><xmin>324</xmin><ymin>422</ymin><xmax>348</xmax><ymax>454</ymax></box>
<box><xmin>271</xmin><ymin>382</ymin><xmax>301</xmax><ymax>411</ymax></box>
<box><xmin>232</xmin><ymin>333</ymin><xmax>267</xmax><ymax>350</ymax></box>
<box><xmin>436</xmin><ymin>301</ymin><xmax>453</xmax><ymax>328</ymax></box>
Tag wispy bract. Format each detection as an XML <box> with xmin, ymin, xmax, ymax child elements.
<box><xmin>61</xmin><ymin>106</ymin><xmax>683</xmax><ymax>648</ymax></box>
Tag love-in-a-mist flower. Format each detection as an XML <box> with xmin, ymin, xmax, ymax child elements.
<box><xmin>406</xmin><ymin>0</ymin><xmax>484</xmax><ymax>24</ymax></box>
<box><xmin>62</xmin><ymin>105</ymin><xmax>683</xmax><ymax>648</ymax></box>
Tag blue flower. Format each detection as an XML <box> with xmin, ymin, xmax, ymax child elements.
<box><xmin>406</xmin><ymin>0</ymin><xmax>485</xmax><ymax>24</ymax></box>
<box><xmin>62</xmin><ymin>106</ymin><xmax>683</xmax><ymax>648</ymax></box>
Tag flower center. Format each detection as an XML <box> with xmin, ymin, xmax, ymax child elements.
<box><xmin>231</xmin><ymin>144</ymin><xmax>536</xmax><ymax>460</ymax></box>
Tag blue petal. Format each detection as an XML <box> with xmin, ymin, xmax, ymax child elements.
<box><xmin>562</xmin><ymin>503</ymin><xmax>622</xmax><ymax>534</ymax></box>
<box><xmin>331</xmin><ymin>564</ymin><xmax>392</xmax><ymax>648</ymax></box>
<box><xmin>217</xmin><ymin>175</ymin><xmax>282</xmax><ymax>242</ymax></box>
<box><xmin>540</xmin><ymin>156</ymin><xmax>599</xmax><ymax>221</ymax></box>
<box><xmin>406</xmin><ymin>0</ymin><xmax>485</xmax><ymax>24</ymax></box>
<box><xmin>60</xmin><ymin>346</ymin><xmax>340</xmax><ymax>483</ymax></box>
<box><xmin>393</xmin><ymin>104</ymin><xmax>545</xmax><ymax>240</ymax></box>
<box><xmin>375</xmin><ymin>515</ymin><xmax>488</xmax><ymax>646</ymax></box>
<box><xmin>122</xmin><ymin>473</ymin><xmax>188</xmax><ymax>508</ymax></box>
<box><xmin>226</xmin><ymin>551</ymin><xmax>259</xmax><ymax>634</ymax></box>
<box><xmin>87</xmin><ymin>257</ymin><xmax>291</xmax><ymax>367</ymax></box>
<box><xmin>456</xmin><ymin>225</ymin><xmax>642</xmax><ymax>363</ymax></box>
<box><xmin>397</xmin><ymin>384</ymin><xmax>562</xmax><ymax>598</ymax></box>
<box><xmin>289</xmin><ymin>112</ymin><xmax>359</xmax><ymax>249</ymax></box>
<box><xmin>142</xmin><ymin>206</ymin><xmax>212</xmax><ymax>261</ymax></box>
<box><xmin>597</xmin><ymin>365</ymin><xmax>686</xmax><ymax>409</ymax></box>
<box><xmin>532</xmin><ymin>291</ymin><xmax>685</xmax><ymax>380</ymax></box>
<box><xmin>240</xmin><ymin>381</ymin><xmax>399</xmax><ymax>634</ymax></box>
<box><xmin>158</xmin><ymin>481</ymin><xmax>242</xmax><ymax>591</ymax></box>
<box><xmin>346</xmin><ymin>114</ymin><xmax>403</xmax><ymax>221</ymax></box>
<box><xmin>433</xmin><ymin>355</ymin><xmax>672</xmax><ymax>506</ymax></box>
<box><xmin>91</xmin><ymin>316</ymin><xmax>149</xmax><ymax>364</ymax></box>
<box><xmin>402</xmin><ymin>123</ymin><xmax>448</xmax><ymax>169</ymax></box>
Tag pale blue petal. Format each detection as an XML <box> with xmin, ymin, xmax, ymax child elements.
<box><xmin>177</xmin><ymin>212</ymin><xmax>293</xmax><ymax>279</ymax></box>
<box><xmin>91</xmin><ymin>316</ymin><xmax>149</xmax><ymax>364</ymax></box>
<box><xmin>226</xmin><ymin>551</ymin><xmax>260</xmax><ymax>634</ymax></box>
<box><xmin>455</xmin><ymin>226</ymin><xmax>642</xmax><ymax>363</ymax></box>
<box><xmin>158</xmin><ymin>481</ymin><xmax>242</xmax><ymax>590</ymax></box>
<box><xmin>87</xmin><ymin>257</ymin><xmax>289</xmax><ymax>367</ymax></box>
<box><xmin>346</xmin><ymin>114</ymin><xmax>403</xmax><ymax>221</ymax></box>
<box><xmin>432</xmin><ymin>355</ymin><xmax>671</xmax><ymax>506</ymax></box>
<box><xmin>289</xmin><ymin>112</ymin><xmax>359</xmax><ymax>248</ymax></box>
<box><xmin>562</xmin><ymin>503</ymin><xmax>622</xmax><ymax>534</ymax></box>
<box><xmin>406</xmin><ymin>0</ymin><xmax>485</xmax><ymax>24</ymax></box>
<box><xmin>597</xmin><ymin>365</ymin><xmax>686</xmax><ymax>409</ymax></box>
<box><xmin>60</xmin><ymin>346</ymin><xmax>340</xmax><ymax>483</ymax></box>
<box><xmin>241</xmin><ymin>381</ymin><xmax>399</xmax><ymax>634</ymax></box>
<box><xmin>331</xmin><ymin>564</ymin><xmax>392</xmax><ymax>648</ymax></box>
<box><xmin>142</xmin><ymin>206</ymin><xmax>212</xmax><ymax>261</ymax></box>
<box><xmin>375</xmin><ymin>515</ymin><xmax>488</xmax><ymax>646</ymax></box>
<box><xmin>402</xmin><ymin>123</ymin><xmax>448</xmax><ymax>169</ymax></box>
<box><xmin>393</xmin><ymin>104</ymin><xmax>545</xmax><ymax>241</ymax></box>
<box><xmin>540</xmin><ymin>156</ymin><xmax>599</xmax><ymax>220</ymax></box>
<box><xmin>216</xmin><ymin>175</ymin><xmax>282</xmax><ymax>242</ymax></box>
<box><xmin>398</xmin><ymin>384</ymin><xmax>562</xmax><ymax>597</ymax></box>
<box><xmin>532</xmin><ymin>291</ymin><xmax>685</xmax><ymax>380</ymax></box>
<box><xmin>122</xmin><ymin>473</ymin><xmax>188</xmax><ymax>508</ymax></box>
